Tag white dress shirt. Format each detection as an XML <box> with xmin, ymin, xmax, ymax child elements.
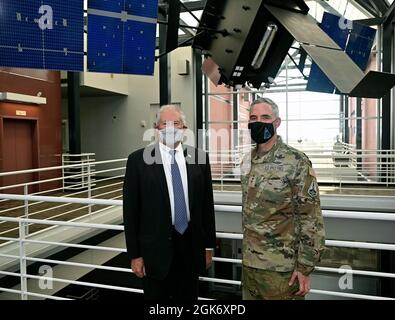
<box><xmin>159</xmin><ymin>142</ymin><xmax>191</xmax><ymax>225</ymax></box>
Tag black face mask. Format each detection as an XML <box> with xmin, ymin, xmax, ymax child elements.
<box><xmin>248</xmin><ymin>121</ymin><xmax>276</xmax><ymax>144</ymax></box>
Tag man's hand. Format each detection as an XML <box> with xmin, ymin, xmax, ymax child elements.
<box><xmin>289</xmin><ymin>271</ymin><xmax>310</xmax><ymax>296</ymax></box>
<box><xmin>205</xmin><ymin>250</ymin><xmax>213</xmax><ymax>269</ymax></box>
<box><xmin>131</xmin><ymin>257</ymin><xmax>146</xmax><ymax>278</ymax></box>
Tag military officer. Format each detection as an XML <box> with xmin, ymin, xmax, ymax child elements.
<box><xmin>241</xmin><ymin>97</ymin><xmax>326</xmax><ymax>300</ymax></box>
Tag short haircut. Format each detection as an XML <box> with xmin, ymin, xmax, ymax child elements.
<box><xmin>250</xmin><ymin>97</ymin><xmax>280</xmax><ymax>118</ymax></box>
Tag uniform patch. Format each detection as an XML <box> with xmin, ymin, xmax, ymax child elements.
<box><xmin>307</xmin><ymin>181</ymin><xmax>318</xmax><ymax>198</ymax></box>
<box><xmin>262</xmin><ymin>164</ymin><xmax>285</xmax><ymax>172</ymax></box>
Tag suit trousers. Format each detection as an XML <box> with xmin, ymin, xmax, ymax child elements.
<box><xmin>143</xmin><ymin>226</ymin><xmax>199</xmax><ymax>300</ymax></box>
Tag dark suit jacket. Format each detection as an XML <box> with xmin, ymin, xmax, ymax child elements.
<box><xmin>123</xmin><ymin>143</ymin><xmax>216</xmax><ymax>280</ymax></box>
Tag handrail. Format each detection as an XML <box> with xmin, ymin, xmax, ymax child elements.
<box><xmin>0</xmin><ymin>175</ymin><xmax>394</xmax><ymax>300</ymax></box>
<box><xmin>0</xmin><ymin>211</ymin><xmax>394</xmax><ymax>300</ymax></box>
<box><xmin>0</xmin><ymin>213</ymin><xmax>394</xmax><ymax>252</ymax></box>
<box><xmin>215</xmin><ymin>205</ymin><xmax>395</xmax><ymax>221</ymax></box>
<box><xmin>0</xmin><ymin>214</ymin><xmax>123</xmax><ymax>230</ymax></box>
<box><xmin>63</xmin><ymin>153</ymin><xmax>96</xmax><ymax>157</ymax></box>
<box><xmin>0</xmin><ymin>150</ymin><xmax>392</xmax><ymax>179</ymax></box>
<box><xmin>0</xmin><ymin>148</ymin><xmax>394</xmax><ymax>198</ymax></box>
<box><xmin>0</xmin><ymin>158</ymin><xmax>127</xmax><ymax>177</ymax></box>
<box><xmin>2</xmin><ymin>195</ymin><xmax>395</xmax><ymax>223</ymax></box>
<box><xmin>0</xmin><ymin>286</ymin><xmax>72</xmax><ymax>300</ymax></box>
<box><xmin>0</xmin><ymin>180</ymin><xmax>123</xmax><ymax>217</ymax></box>
<box><xmin>0</xmin><ymin>194</ymin><xmax>122</xmax><ymax>206</ymax></box>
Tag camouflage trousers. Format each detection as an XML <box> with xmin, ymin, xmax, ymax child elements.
<box><xmin>242</xmin><ymin>265</ymin><xmax>304</xmax><ymax>300</ymax></box>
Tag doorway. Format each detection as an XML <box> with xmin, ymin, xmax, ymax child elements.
<box><xmin>1</xmin><ymin>118</ymin><xmax>39</xmax><ymax>194</ymax></box>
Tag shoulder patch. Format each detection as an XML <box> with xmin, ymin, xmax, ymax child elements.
<box><xmin>308</xmin><ymin>180</ymin><xmax>318</xmax><ymax>198</ymax></box>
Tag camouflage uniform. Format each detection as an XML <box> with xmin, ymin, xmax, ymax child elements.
<box><xmin>241</xmin><ymin>136</ymin><xmax>326</xmax><ymax>300</ymax></box>
<box><xmin>242</xmin><ymin>269</ymin><xmax>303</xmax><ymax>300</ymax></box>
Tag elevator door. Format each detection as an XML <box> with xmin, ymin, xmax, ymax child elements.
<box><xmin>3</xmin><ymin>119</ymin><xmax>36</xmax><ymax>194</ymax></box>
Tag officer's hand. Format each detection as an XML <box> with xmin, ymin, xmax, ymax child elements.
<box><xmin>131</xmin><ymin>257</ymin><xmax>146</xmax><ymax>278</ymax></box>
<box><xmin>205</xmin><ymin>250</ymin><xmax>213</xmax><ymax>269</ymax></box>
<box><xmin>289</xmin><ymin>271</ymin><xmax>310</xmax><ymax>296</ymax></box>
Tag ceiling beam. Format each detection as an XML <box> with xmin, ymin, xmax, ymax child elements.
<box><xmin>179</xmin><ymin>17</ymin><xmax>195</xmax><ymax>37</ymax></box>
<box><xmin>180</xmin><ymin>0</ymin><xmax>206</xmax><ymax>12</ymax></box>
<box><xmin>383</xmin><ymin>0</ymin><xmax>395</xmax><ymax>23</ymax></box>
<box><xmin>354</xmin><ymin>0</ymin><xmax>395</xmax><ymax>25</ymax></box>
<box><xmin>313</xmin><ymin>0</ymin><xmax>342</xmax><ymax>16</ymax></box>
<box><xmin>351</xmin><ymin>0</ymin><xmax>379</xmax><ymax>17</ymax></box>
<box><xmin>367</xmin><ymin>0</ymin><xmax>389</xmax><ymax>16</ymax></box>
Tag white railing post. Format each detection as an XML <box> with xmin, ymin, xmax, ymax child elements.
<box><xmin>393</xmin><ymin>151</ymin><xmax>395</xmax><ymax>184</ymax></box>
<box><xmin>23</xmin><ymin>185</ymin><xmax>29</xmax><ymax>236</ymax></box>
<box><xmin>220</xmin><ymin>157</ymin><xmax>224</xmax><ymax>192</ymax></box>
<box><xmin>87</xmin><ymin>155</ymin><xmax>92</xmax><ymax>215</ymax></box>
<box><xmin>81</xmin><ymin>157</ymin><xmax>85</xmax><ymax>190</ymax></box>
<box><xmin>62</xmin><ymin>154</ymin><xmax>65</xmax><ymax>190</ymax></box>
<box><xmin>386</xmin><ymin>151</ymin><xmax>389</xmax><ymax>187</ymax></box>
<box><xmin>19</xmin><ymin>220</ymin><xmax>28</xmax><ymax>300</ymax></box>
<box><xmin>339</xmin><ymin>175</ymin><xmax>342</xmax><ymax>192</ymax></box>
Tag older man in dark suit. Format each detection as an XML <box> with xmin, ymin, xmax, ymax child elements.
<box><xmin>123</xmin><ymin>104</ymin><xmax>216</xmax><ymax>300</ymax></box>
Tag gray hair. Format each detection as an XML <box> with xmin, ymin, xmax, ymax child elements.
<box><xmin>250</xmin><ymin>97</ymin><xmax>280</xmax><ymax>118</ymax></box>
<box><xmin>155</xmin><ymin>104</ymin><xmax>187</xmax><ymax>126</ymax></box>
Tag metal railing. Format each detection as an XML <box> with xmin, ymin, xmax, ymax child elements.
<box><xmin>1</xmin><ymin>147</ymin><xmax>395</xmax><ymax>201</ymax></box>
<box><xmin>0</xmin><ymin>194</ymin><xmax>394</xmax><ymax>300</ymax></box>
<box><xmin>0</xmin><ymin>149</ymin><xmax>394</xmax><ymax>232</ymax></box>
<box><xmin>207</xmin><ymin>146</ymin><xmax>395</xmax><ymax>190</ymax></box>
<box><xmin>0</xmin><ymin>155</ymin><xmax>127</xmax><ymax>237</ymax></box>
<box><xmin>0</xmin><ymin>153</ymin><xmax>395</xmax><ymax>299</ymax></box>
<box><xmin>62</xmin><ymin>153</ymin><xmax>96</xmax><ymax>191</ymax></box>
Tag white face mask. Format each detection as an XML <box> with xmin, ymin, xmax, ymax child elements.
<box><xmin>159</xmin><ymin>127</ymin><xmax>184</xmax><ymax>147</ymax></box>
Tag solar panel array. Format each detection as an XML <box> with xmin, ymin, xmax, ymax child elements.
<box><xmin>0</xmin><ymin>0</ymin><xmax>84</xmax><ymax>71</ymax></box>
<box><xmin>0</xmin><ymin>0</ymin><xmax>158</xmax><ymax>75</ymax></box>
<box><xmin>87</xmin><ymin>0</ymin><xmax>158</xmax><ymax>75</ymax></box>
<box><xmin>307</xmin><ymin>12</ymin><xmax>376</xmax><ymax>94</ymax></box>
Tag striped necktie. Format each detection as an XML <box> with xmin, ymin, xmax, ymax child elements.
<box><xmin>170</xmin><ymin>150</ymin><xmax>188</xmax><ymax>234</ymax></box>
